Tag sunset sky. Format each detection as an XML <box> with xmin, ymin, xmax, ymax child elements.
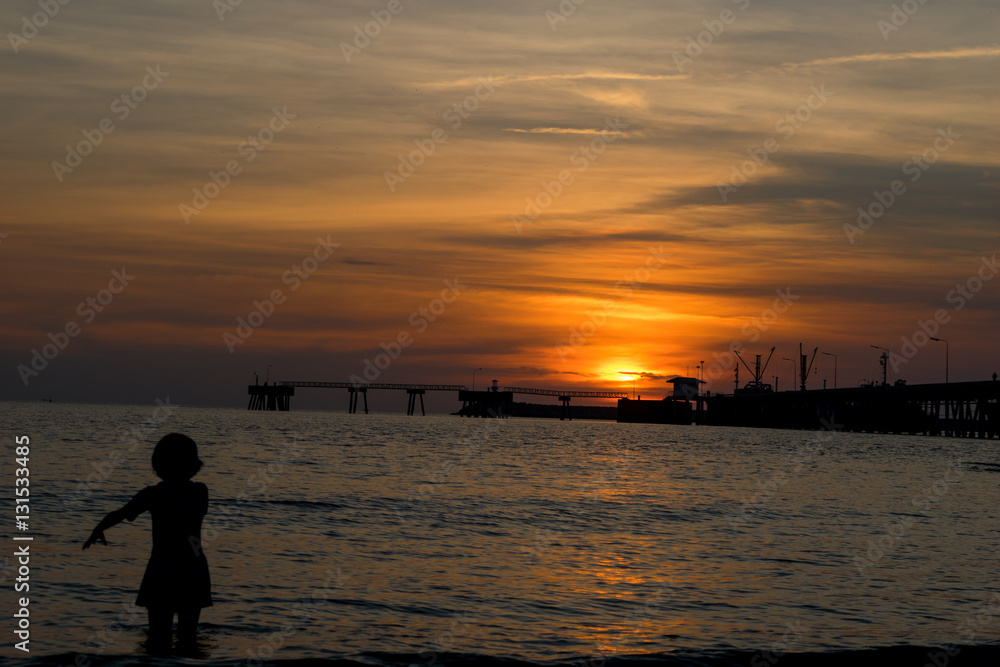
<box><xmin>1</xmin><ymin>0</ymin><xmax>997</xmax><ymax>410</ymax></box>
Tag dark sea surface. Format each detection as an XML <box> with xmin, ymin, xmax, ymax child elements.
<box><xmin>2</xmin><ymin>401</ymin><xmax>999</xmax><ymax>666</ymax></box>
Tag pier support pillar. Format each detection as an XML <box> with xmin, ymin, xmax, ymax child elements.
<box><xmin>559</xmin><ymin>396</ymin><xmax>572</xmax><ymax>421</ymax></box>
<box><xmin>407</xmin><ymin>389</ymin><xmax>426</xmax><ymax>416</ymax></box>
<box><xmin>348</xmin><ymin>388</ymin><xmax>368</xmax><ymax>414</ymax></box>
<box><xmin>247</xmin><ymin>384</ymin><xmax>293</xmax><ymax>411</ymax></box>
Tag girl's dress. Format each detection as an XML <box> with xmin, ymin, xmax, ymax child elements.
<box><xmin>121</xmin><ymin>480</ymin><xmax>213</xmax><ymax>610</ymax></box>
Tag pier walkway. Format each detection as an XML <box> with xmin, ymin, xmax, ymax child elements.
<box><xmin>248</xmin><ymin>381</ymin><xmax>627</xmax><ymax>418</ymax></box>
<box><xmin>704</xmin><ymin>380</ymin><xmax>999</xmax><ymax>439</ymax></box>
<box><xmin>504</xmin><ymin>387</ymin><xmax>628</xmax><ymax>420</ymax></box>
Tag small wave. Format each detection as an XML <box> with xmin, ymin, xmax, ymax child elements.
<box><xmin>7</xmin><ymin>646</ymin><xmax>1000</xmax><ymax>667</ymax></box>
<box><xmin>264</xmin><ymin>499</ymin><xmax>345</xmax><ymax>509</ymax></box>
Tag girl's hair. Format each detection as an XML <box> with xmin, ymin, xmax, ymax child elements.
<box><xmin>152</xmin><ymin>433</ymin><xmax>203</xmax><ymax>481</ymax></box>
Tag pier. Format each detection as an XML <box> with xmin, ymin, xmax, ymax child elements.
<box><xmin>703</xmin><ymin>380</ymin><xmax>1000</xmax><ymax>438</ymax></box>
<box><xmin>247</xmin><ymin>380</ymin><xmax>627</xmax><ymax>418</ymax></box>
<box><xmin>503</xmin><ymin>387</ymin><xmax>628</xmax><ymax>420</ymax></box>
<box><xmin>247</xmin><ymin>375</ymin><xmax>999</xmax><ymax>438</ymax></box>
<box><xmin>247</xmin><ymin>383</ymin><xmax>294</xmax><ymax>411</ymax></box>
<box><xmin>257</xmin><ymin>381</ymin><xmax>467</xmax><ymax>415</ymax></box>
<box><xmin>457</xmin><ymin>389</ymin><xmax>514</xmax><ymax>418</ymax></box>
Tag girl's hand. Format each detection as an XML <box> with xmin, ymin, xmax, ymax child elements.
<box><xmin>82</xmin><ymin>529</ymin><xmax>107</xmax><ymax>550</ymax></box>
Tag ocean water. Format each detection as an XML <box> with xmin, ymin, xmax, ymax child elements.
<box><xmin>2</xmin><ymin>401</ymin><xmax>1000</xmax><ymax>666</ymax></box>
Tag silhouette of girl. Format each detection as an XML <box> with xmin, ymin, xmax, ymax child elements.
<box><xmin>83</xmin><ymin>433</ymin><xmax>213</xmax><ymax>647</ymax></box>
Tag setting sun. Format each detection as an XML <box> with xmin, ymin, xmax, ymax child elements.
<box><xmin>3</xmin><ymin>0</ymin><xmax>998</xmax><ymax>664</ymax></box>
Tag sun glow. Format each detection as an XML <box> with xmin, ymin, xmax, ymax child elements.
<box><xmin>595</xmin><ymin>362</ymin><xmax>644</xmax><ymax>385</ymax></box>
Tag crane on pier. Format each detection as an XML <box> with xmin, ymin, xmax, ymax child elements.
<box><xmin>798</xmin><ymin>344</ymin><xmax>819</xmax><ymax>391</ymax></box>
<box><xmin>734</xmin><ymin>347</ymin><xmax>775</xmax><ymax>394</ymax></box>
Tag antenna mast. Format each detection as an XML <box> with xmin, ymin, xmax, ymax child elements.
<box><xmin>871</xmin><ymin>345</ymin><xmax>889</xmax><ymax>386</ymax></box>
<box><xmin>799</xmin><ymin>344</ymin><xmax>818</xmax><ymax>391</ymax></box>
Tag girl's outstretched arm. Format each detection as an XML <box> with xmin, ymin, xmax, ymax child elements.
<box><xmin>82</xmin><ymin>509</ymin><xmax>127</xmax><ymax>550</ymax></box>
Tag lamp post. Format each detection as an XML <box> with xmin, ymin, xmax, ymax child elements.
<box><xmin>929</xmin><ymin>337</ymin><xmax>948</xmax><ymax>383</ymax></box>
<box><xmin>472</xmin><ymin>368</ymin><xmax>483</xmax><ymax>391</ymax></box>
<box><xmin>265</xmin><ymin>364</ymin><xmax>272</xmax><ymax>384</ymax></box>
<box><xmin>821</xmin><ymin>352</ymin><xmax>837</xmax><ymax>389</ymax></box>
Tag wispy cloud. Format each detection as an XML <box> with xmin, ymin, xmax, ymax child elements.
<box><xmin>620</xmin><ymin>371</ymin><xmax>672</xmax><ymax>380</ymax></box>
<box><xmin>426</xmin><ymin>71</ymin><xmax>688</xmax><ymax>89</ymax></box>
<box><xmin>2</xmin><ymin>1</ymin><xmax>997</xmax><ymax>402</ymax></box>
<box><xmin>342</xmin><ymin>258</ymin><xmax>382</xmax><ymax>266</ymax></box>
<box><xmin>503</xmin><ymin>127</ymin><xmax>618</xmax><ymax>135</ymax></box>
<box><xmin>782</xmin><ymin>45</ymin><xmax>1000</xmax><ymax>70</ymax></box>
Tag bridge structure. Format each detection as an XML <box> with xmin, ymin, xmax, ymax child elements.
<box><xmin>248</xmin><ymin>381</ymin><xmax>628</xmax><ymax>418</ymax></box>
<box><xmin>248</xmin><ymin>381</ymin><xmax>465</xmax><ymax>415</ymax></box>
<box><xmin>503</xmin><ymin>386</ymin><xmax>629</xmax><ymax>421</ymax></box>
